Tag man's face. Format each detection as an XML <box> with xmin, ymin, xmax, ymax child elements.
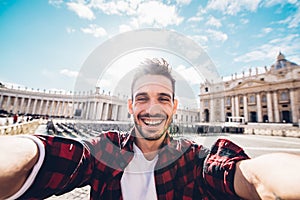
<box><xmin>128</xmin><ymin>75</ymin><xmax>178</xmax><ymax>141</ymax></box>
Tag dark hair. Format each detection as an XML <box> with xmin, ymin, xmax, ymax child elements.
<box><xmin>131</xmin><ymin>58</ymin><xmax>175</xmax><ymax>100</ymax></box>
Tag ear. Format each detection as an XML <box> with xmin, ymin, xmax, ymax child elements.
<box><xmin>128</xmin><ymin>99</ymin><xmax>133</xmax><ymax>114</ymax></box>
<box><xmin>172</xmin><ymin>99</ymin><xmax>178</xmax><ymax>114</ymax></box>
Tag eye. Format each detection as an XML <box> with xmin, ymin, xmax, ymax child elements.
<box><xmin>159</xmin><ymin>97</ymin><xmax>171</xmax><ymax>102</ymax></box>
<box><xmin>136</xmin><ymin>96</ymin><xmax>148</xmax><ymax>102</ymax></box>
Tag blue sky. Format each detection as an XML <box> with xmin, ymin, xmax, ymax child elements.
<box><xmin>0</xmin><ymin>0</ymin><xmax>300</xmax><ymax>93</ymax></box>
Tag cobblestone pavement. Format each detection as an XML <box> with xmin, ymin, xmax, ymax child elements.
<box><xmin>47</xmin><ymin>186</ymin><xmax>90</xmax><ymax>199</ymax></box>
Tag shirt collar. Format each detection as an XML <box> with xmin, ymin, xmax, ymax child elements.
<box><xmin>120</xmin><ymin>128</ymin><xmax>190</xmax><ymax>170</ymax></box>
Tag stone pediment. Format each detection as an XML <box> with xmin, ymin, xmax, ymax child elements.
<box><xmin>233</xmin><ymin>80</ymin><xmax>266</xmax><ymax>89</ymax></box>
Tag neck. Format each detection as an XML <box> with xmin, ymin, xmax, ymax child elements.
<box><xmin>134</xmin><ymin>130</ymin><xmax>166</xmax><ymax>161</ymax></box>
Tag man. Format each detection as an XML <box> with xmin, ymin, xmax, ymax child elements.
<box><xmin>1</xmin><ymin>58</ymin><xmax>300</xmax><ymax>200</ymax></box>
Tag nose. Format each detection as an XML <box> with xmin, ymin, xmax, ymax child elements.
<box><xmin>146</xmin><ymin>100</ymin><xmax>163</xmax><ymax>116</ymax></box>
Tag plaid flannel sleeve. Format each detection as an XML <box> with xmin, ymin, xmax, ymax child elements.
<box><xmin>18</xmin><ymin>135</ymin><xmax>94</xmax><ymax>200</ymax></box>
<box><xmin>203</xmin><ymin>138</ymin><xmax>250</xmax><ymax>199</ymax></box>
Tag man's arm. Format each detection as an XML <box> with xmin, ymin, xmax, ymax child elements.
<box><xmin>0</xmin><ymin>136</ymin><xmax>39</xmax><ymax>199</ymax></box>
<box><xmin>234</xmin><ymin>153</ymin><xmax>300</xmax><ymax>200</ymax></box>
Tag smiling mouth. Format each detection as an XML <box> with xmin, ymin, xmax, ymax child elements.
<box><xmin>142</xmin><ymin>119</ymin><xmax>164</xmax><ymax>126</ymax></box>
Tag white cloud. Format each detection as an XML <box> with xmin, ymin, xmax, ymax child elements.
<box><xmin>68</xmin><ymin>1</ymin><xmax>183</xmax><ymax>28</ymax></box>
<box><xmin>187</xmin><ymin>16</ymin><xmax>203</xmax><ymax>23</ymax></box>
<box><xmin>206</xmin><ymin>29</ymin><xmax>228</xmax><ymax>42</ymax></box>
<box><xmin>262</xmin><ymin>0</ymin><xmax>297</xmax><ymax>7</ymax></box>
<box><xmin>132</xmin><ymin>1</ymin><xmax>184</xmax><ymax>27</ymax></box>
<box><xmin>66</xmin><ymin>27</ymin><xmax>76</xmax><ymax>33</ymax></box>
<box><xmin>206</xmin><ymin>0</ymin><xmax>261</xmax><ymax>15</ymax></box>
<box><xmin>175</xmin><ymin>0</ymin><xmax>192</xmax><ymax>5</ymax></box>
<box><xmin>240</xmin><ymin>18</ymin><xmax>249</xmax><ymax>24</ymax></box>
<box><xmin>48</xmin><ymin>0</ymin><xmax>63</xmax><ymax>8</ymax></box>
<box><xmin>205</xmin><ymin>16</ymin><xmax>222</xmax><ymax>28</ymax></box>
<box><xmin>81</xmin><ymin>24</ymin><xmax>107</xmax><ymax>37</ymax></box>
<box><xmin>254</xmin><ymin>27</ymin><xmax>273</xmax><ymax>37</ymax></box>
<box><xmin>276</xmin><ymin>2</ymin><xmax>300</xmax><ymax>28</ymax></box>
<box><xmin>67</xmin><ymin>2</ymin><xmax>95</xmax><ymax>20</ymax></box>
<box><xmin>188</xmin><ymin>35</ymin><xmax>209</xmax><ymax>48</ymax></box>
<box><xmin>60</xmin><ymin>69</ymin><xmax>79</xmax><ymax>78</ymax></box>
<box><xmin>91</xmin><ymin>0</ymin><xmax>137</xmax><ymax>16</ymax></box>
<box><xmin>234</xmin><ymin>34</ymin><xmax>300</xmax><ymax>63</ymax></box>
<box><xmin>262</xmin><ymin>27</ymin><xmax>272</xmax><ymax>34</ymax></box>
<box><xmin>175</xmin><ymin>64</ymin><xmax>203</xmax><ymax>85</ymax></box>
<box><xmin>287</xmin><ymin>4</ymin><xmax>300</xmax><ymax>28</ymax></box>
<box><xmin>119</xmin><ymin>24</ymin><xmax>132</xmax><ymax>33</ymax></box>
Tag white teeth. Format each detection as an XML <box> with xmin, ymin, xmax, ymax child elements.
<box><xmin>143</xmin><ymin>119</ymin><xmax>163</xmax><ymax>126</ymax></box>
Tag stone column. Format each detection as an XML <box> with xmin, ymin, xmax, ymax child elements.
<box><xmin>0</xmin><ymin>95</ymin><xmax>3</xmax><ymax>109</ymax></box>
<box><xmin>60</xmin><ymin>101</ymin><xmax>65</xmax><ymax>117</ymax></box>
<box><xmin>209</xmin><ymin>98</ymin><xmax>214</xmax><ymax>122</ymax></box>
<box><xmin>243</xmin><ymin>95</ymin><xmax>248</xmax><ymax>122</ymax></box>
<box><xmin>32</xmin><ymin>99</ymin><xmax>38</xmax><ymax>114</ymax></box>
<box><xmin>12</xmin><ymin>96</ymin><xmax>19</xmax><ymax>113</ymax></box>
<box><xmin>256</xmin><ymin>93</ymin><xmax>262</xmax><ymax>122</ymax></box>
<box><xmin>44</xmin><ymin>100</ymin><xmax>49</xmax><ymax>116</ymax></box>
<box><xmin>235</xmin><ymin>96</ymin><xmax>239</xmax><ymax>118</ymax></box>
<box><xmin>113</xmin><ymin>104</ymin><xmax>119</xmax><ymax>121</ymax></box>
<box><xmin>102</xmin><ymin>103</ymin><xmax>109</xmax><ymax>120</ymax></box>
<box><xmin>85</xmin><ymin>101</ymin><xmax>91</xmax><ymax>120</ymax></box>
<box><xmin>26</xmin><ymin>98</ymin><xmax>32</xmax><ymax>114</ymax></box>
<box><xmin>38</xmin><ymin>99</ymin><xmax>44</xmax><ymax>115</ymax></box>
<box><xmin>6</xmin><ymin>96</ymin><xmax>11</xmax><ymax>112</ymax></box>
<box><xmin>54</xmin><ymin>101</ymin><xmax>60</xmax><ymax>116</ymax></box>
<box><xmin>91</xmin><ymin>101</ymin><xmax>97</xmax><ymax>120</ymax></box>
<box><xmin>96</xmin><ymin>102</ymin><xmax>103</xmax><ymax>120</ymax></box>
<box><xmin>49</xmin><ymin>100</ymin><xmax>55</xmax><ymax>116</ymax></box>
<box><xmin>266</xmin><ymin>92</ymin><xmax>273</xmax><ymax>122</ymax></box>
<box><xmin>231</xmin><ymin>96</ymin><xmax>235</xmax><ymax>117</ymax></box>
<box><xmin>220</xmin><ymin>98</ymin><xmax>225</xmax><ymax>122</ymax></box>
<box><xmin>19</xmin><ymin>97</ymin><xmax>25</xmax><ymax>114</ymax></box>
<box><xmin>290</xmin><ymin>89</ymin><xmax>297</xmax><ymax>123</ymax></box>
<box><xmin>273</xmin><ymin>92</ymin><xmax>280</xmax><ymax>122</ymax></box>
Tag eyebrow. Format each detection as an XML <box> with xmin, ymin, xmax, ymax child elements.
<box><xmin>158</xmin><ymin>93</ymin><xmax>172</xmax><ymax>99</ymax></box>
<box><xmin>134</xmin><ymin>92</ymin><xmax>172</xmax><ymax>99</ymax></box>
<box><xmin>134</xmin><ymin>92</ymin><xmax>148</xmax><ymax>99</ymax></box>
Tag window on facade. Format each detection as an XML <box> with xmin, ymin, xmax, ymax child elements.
<box><xmin>205</xmin><ymin>87</ymin><xmax>209</xmax><ymax>92</ymax></box>
<box><xmin>204</xmin><ymin>100</ymin><xmax>209</xmax><ymax>107</ymax></box>
<box><xmin>280</xmin><ymin>91</ymin><xmax>288</xmax><ymax>101</ymax></box>
<box><xmin>239</xmin><ymin>97</ymin><xmax>243</xmax><ymax>104</ymax></box>
<box><xmin>249</xmin><ymin>95</ymin><xmax>256</xmax><ymax>104</ymax></box>
<box><xmin>191</xmin><ymin>116</ymin><xmax>193</xmax><ymax>122</ymax></box>
<box><xmin>226</xmin><ymin>97</ymin><xmax>231</xmax><ymax>105</ymax></box>
<box><xmin>262</xmin><ymin>95</ymin><xmax>267</xmax><ymax>103</ymax></box>
<box><xmin>186</xmin><ymin>115</ymin><xmax>188</xmax><ymax>122</ymax></box>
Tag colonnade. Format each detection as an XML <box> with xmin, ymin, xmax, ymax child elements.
<box><xmin>0</xmin><ymin>87</ymin><xmax>129</xmax><ymax>121</ymax></box>
<box><xmin>225</xmin><ymin>89</ymin><xmax>297</xmax><ymax>123</ymax></box>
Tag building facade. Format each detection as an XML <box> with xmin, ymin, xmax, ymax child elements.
<box><xmin>200</xmin><ymin>52</ymin><xmax>300</xmax><ymax>124</ymax></box>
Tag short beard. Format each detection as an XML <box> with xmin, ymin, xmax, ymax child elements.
<box><xmin>134</xmin><ymin>119</ymin><xmax>169</xmax><ymax>141</ymax></box>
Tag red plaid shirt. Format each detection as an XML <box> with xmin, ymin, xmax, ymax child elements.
<box><xmin>20</xmin><ymin>131</ymin><xmax>249</xmax><ymax>200</ymax></box>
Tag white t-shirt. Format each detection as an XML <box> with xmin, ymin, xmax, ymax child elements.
<box><xmin>121</xmin><ymin>143</ymin><xmax>159</xmax><ymax>200</ymax></box>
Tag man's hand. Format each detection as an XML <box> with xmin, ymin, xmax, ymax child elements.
<box><xmin>234</xmin><ymin>153</ymin><xmax>300</xmax><ymax>200</ymax></box>
<box><xmin>0</xmin><ymin>136</ymin><xmax>39</xmax><ymax>199</ymax></box>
